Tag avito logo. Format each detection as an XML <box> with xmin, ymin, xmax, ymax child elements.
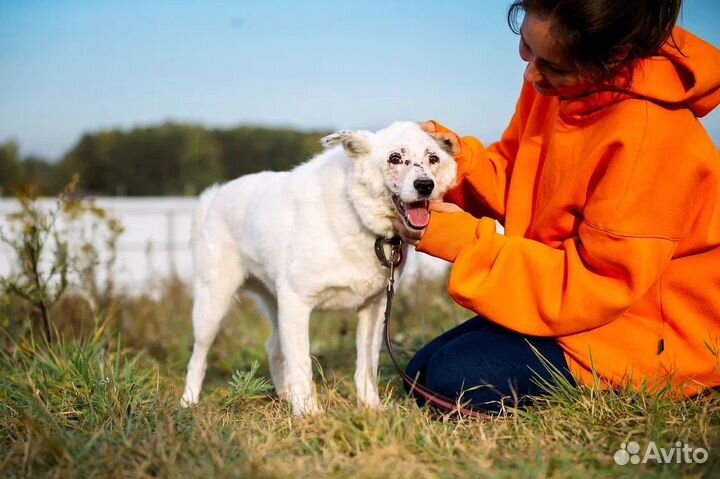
<box><xmin>613</xmin><ymin>441</ymin><xmax>709</xmax><ymax>465</ymax></box>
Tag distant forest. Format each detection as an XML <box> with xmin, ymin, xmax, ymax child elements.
<box><xmin>0</xmin><ymin>123</ymin><xmax>330</xmax><ymax>197</ymax></box>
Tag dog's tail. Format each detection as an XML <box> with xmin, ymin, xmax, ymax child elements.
<box><xmin>192</xmin><ymin>184</ymin><xmax>221</xmax><ymax>245</ymax></box>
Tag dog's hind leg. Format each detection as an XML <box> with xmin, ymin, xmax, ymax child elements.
<box><xmin>354</xmin><ymin>293</ymin><xmax>385</xmax><ymax>409</ymax></box>
<box><xmin>247</xmin><ymin>289</ymin><xmax>289</xmax><ymax>400</ymax></box>
<box><xmin>267</xmin><ymin>319</ymin><xmax>292</xmax><ymax>401</ymax></box>
<box><xmin>181</xmin><ymin>238</ymin><xmax>244</xmax><ymax>407</ymax></box>
<box><xmin>277</xmin><ymin>289</ymin><xmax>321</xmax><ymax>415</ymax></box>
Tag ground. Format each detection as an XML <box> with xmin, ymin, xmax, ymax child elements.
<box><xmin>1</xmin><ymin>276</ymin><xmax>718</xmax><ymax>478</ymax></box>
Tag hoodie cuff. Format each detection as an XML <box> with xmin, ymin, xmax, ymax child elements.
<box><xmin>416</xmin><ymin>210</ymin><xmax>481</xmax><ymax>263</ymax></box>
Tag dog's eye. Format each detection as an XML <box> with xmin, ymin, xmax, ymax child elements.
<box><xmin>428</xmin><ymin>154</ymin><xmax>440</xmax><ymax>165</ymax></box>
<box><xmin>388</xmin><ymin>153</ymin><xmax>403</xmax><ymax>165</ymax></box>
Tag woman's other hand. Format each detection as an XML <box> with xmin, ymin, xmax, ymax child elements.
<box><xmin>419</xmin><ymin>121</ymin><xmax>462</xmax><ymax>156</ymax></box>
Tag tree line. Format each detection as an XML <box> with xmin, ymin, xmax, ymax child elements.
<box><xmin>0</xmin><ymin>123</ymin><xmax>330</xmax><ymax>197</ymax></box>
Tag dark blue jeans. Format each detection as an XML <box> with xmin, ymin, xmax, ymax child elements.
<box><xmin>405</xmin><ymin>316</ymin><xmax>576</xmax><ymax>413</ymax></box>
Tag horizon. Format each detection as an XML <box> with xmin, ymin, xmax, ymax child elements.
<box><xmin>1</xmin><ymin>0</ymin><xmax>719</xmax><ymax>161</ymax></box>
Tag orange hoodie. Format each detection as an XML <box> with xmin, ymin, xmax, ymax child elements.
<box><xmin>417</xmin><ymin>28</ymin><xmax>720</xmax><ymax>397</ymax></box>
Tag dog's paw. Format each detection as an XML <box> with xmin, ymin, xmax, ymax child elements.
<box><xmin>357</xmin><ymin>395</ymin><xmax>384</xmax><ymax>411</ymax></box>
<box><xmin>291</xmin><ymin>395</ymin><xmax>323</xmax><ymax>416</ymax></box>
<box><xmin>274</xmin><ymin>387</ymin><xmax>292</xmax><ymax>402</ymax></box>
<box><xmin>180</xmin><ymin>391</ymin><xmax>199</xmax><ymax>408</ymax></box>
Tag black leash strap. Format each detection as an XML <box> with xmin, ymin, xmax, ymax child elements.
<box><xmin>375</xmin><ymin>236</ymin><xmax>491</xmax><ymax>419</ymax></box>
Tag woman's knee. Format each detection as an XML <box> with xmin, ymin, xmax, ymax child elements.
<box><xmin>404</xmin><ymin>350</ymin><xmax>427</xmax><ymax>389</ymax></box>
<box><xmin>403</xmin><ymin>316</ymin><xmax>492</xmax><ymax>387</ymax></box>
<box><xmin>421</xmin><ymin>329</ymin><xmax>568</xmax><ymax>405</ymax></box>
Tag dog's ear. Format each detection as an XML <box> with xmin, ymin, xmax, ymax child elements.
<box><xmin>321</xmin><ymin>130</ymin><xmax>372</xmax><ymax>158</ymax></box>
<box><xmin>429</xmin><ymin>132</ymin><xmax>461</xmax><ymax>157</ymax></box>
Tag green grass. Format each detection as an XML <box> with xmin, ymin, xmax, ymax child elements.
<box><xmin>1</xmin><ymin>278</ymin><xmax>718</xmax><ymax>478</ymax></box>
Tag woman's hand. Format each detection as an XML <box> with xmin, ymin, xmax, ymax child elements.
<box><xmin>392</xmin><ymin>201</ymin><xmax>464</xmax><ymax>246</ymax></box>
<box><xmin>429</xmin><ymin>201</ymin><xmax>464</xmax><ymax>214</ymax></box>
<box><xmin>392</xmin><ymin>217</ymin><xmax>424</xmax><ymax>246</ymax></box>
<box><xmin>419</xmin><ymin>121</ymin><xmax>462</xmax><ymax>156</ymax></box>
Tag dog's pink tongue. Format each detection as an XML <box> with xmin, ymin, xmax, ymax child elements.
<box><xmin>407</xmin><ymin>206</ymin><xmax>430</xmax><ymax>229</ymax></box>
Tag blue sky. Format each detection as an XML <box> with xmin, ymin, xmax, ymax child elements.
<box><xmin>1</xmin><ymin>0</ymin><xmax>719</xmax><ymax>160</ymax></box>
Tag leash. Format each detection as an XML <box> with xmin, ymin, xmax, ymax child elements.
<box><xmin>374</xmin><ymin>236</ymin><xmax>492</xmax><ymax>419</ymax></box>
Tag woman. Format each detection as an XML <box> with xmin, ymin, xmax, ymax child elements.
<box><xmin>394</xmin><ymin>0</ymin><xmax>720</xmax><ymax>413</ymax></box>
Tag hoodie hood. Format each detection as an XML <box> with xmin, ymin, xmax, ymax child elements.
<box><xmin>632</xmin><ymin>27</ymin><xmax>720</xmax><ymax>117</ymax></box>
<box><xmin>560</xmin><ymin>27</ymin><xmax>720</xmax><ymax>119</ymax></box>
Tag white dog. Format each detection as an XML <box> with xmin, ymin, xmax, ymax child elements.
<box><xmin>181</xmin><ymin>121</ymin><xmax>457</xmax><ymax>415</ymax></box>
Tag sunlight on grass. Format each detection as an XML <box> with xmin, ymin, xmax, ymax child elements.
<box><xmin>1</xmin><ymin>279</ymin><xmax>718</xmax><ymax>478</ymax></box>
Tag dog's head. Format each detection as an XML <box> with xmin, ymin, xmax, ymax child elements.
<box><xmin>321</xmin><ymin>121</ymin><xmax>457</xmax><ymax>233</ymax></box>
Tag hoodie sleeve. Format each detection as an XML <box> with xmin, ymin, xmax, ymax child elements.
<box><xmin>416</xmin><ymin>120</ymin><xmax>700</xmax><ymax>337</ymax></box>
<box><xmin>417</xmin><ymin>213</ymin><xmax>678</xmax><ymax>336</ymax></box>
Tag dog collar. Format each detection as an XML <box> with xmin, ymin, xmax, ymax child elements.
<box><xmin>374</xmin><ymin>236</ymin><xmax>403</xmax><ymax>268</ymax></box>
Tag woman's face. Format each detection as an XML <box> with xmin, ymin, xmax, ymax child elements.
<box><xmin>519</xmin><ymin>13</ymin><xmax>591</xmax><ymax>98</ymax></box>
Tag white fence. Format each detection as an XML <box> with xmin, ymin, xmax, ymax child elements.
<box><xmin>0</xmin><ymin>197</ymin><xmax>197</xmax><ymax>292</ymax></box>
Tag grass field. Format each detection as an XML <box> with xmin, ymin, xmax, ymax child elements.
<box><xmin>1</xmin><ymin>274</ymin><xmax>718</xmax><ymax>479</ymax></box>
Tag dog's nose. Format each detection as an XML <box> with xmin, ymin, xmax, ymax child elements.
<box><xmin>413</xmin><ymin>178</ymin><xmax>435</xmax><ymax>197</ymax></box>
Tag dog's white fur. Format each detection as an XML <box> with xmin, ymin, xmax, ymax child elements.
<box><xmin>181</xmin><ymin>121</ymin><xmax>457</xmax><ymax>415</ymax></box>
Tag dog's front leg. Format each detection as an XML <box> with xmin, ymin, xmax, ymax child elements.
<box><xmin>355</xmin><ymin>293</ymin><xmax>386</xmax><ymax>409</ymax></box>
<box><xmin>277</xmin><ymin>290</ymin><xmax>321</xmax><ymax>416</ymax></box>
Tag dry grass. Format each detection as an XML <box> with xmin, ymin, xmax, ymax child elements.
<box><xmin>1</xmin><ymin>278</ymin><xmax>719</xmax><ymax>478</ymax></box>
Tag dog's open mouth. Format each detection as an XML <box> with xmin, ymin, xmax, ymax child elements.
<box><xmin>392</xmin><ymin>194</ymin><xmax>430</xmax><ymax>230</ymax></box>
